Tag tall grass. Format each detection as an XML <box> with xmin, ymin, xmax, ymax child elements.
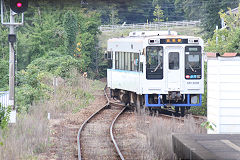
<box><xmin>0</xmin><ymin>102</ymin><xmax>49</xmax><ymax>159</ymax></box>
<box><xmin>0</xmin><ymin>73</ymin><xmax>104</xmax><ymax>159</ymax></box>
<box><xmin>136</xmin><ymin>111</ymin><xmax>206</xmax><ymax>160</ymax></box>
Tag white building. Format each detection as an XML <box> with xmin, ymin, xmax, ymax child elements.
<box><xmin>207</xmin><ymin>52</ymin><xmax>240</xmax><ymax>134</ymax></box>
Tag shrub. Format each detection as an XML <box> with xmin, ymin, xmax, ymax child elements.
<box><xmin>0</xmin><ymin>104</ymin><xmax>11</xmax><ymax>130</ymax></box>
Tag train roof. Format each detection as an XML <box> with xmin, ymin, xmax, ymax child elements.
<box><xmin>108</xmin><ymin>31</ymin><xmax>201</xmax><ymax>43</ymax></box>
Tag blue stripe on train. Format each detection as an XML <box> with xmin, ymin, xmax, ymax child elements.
<box><xmin>145</xmin><ymin>94</ymin><xmax>202</xmax><ymax>107</ymax></box>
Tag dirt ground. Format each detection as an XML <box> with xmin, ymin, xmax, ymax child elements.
<box><xmin>37</xmin><ymin>85</ymin><xmax>204</xmax><ymax>160</ymax></box>
<box><xmin>39</xmin><ymin>90</ymin><xmax>107</xmax><ymax>160</ymax></box>
<box><xmin>114</xmin><ymin>111</ymin><xmax>155</xmax><ymax>160</ymax></box>
<box><xmin>38</xmin><ymin>87</ymin><xmax>152</xmax><ymax>160</ymax></box>
<box><xmin>81</xmin><ymin>106</ymin><xmax>123</xmax><ymax>160</ymax></box>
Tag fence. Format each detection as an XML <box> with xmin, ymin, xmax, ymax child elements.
<box><xmin>0</xmin><ymin>91</ymin><xmax>16</xmax><ymax>123</ymax></box>
<box><xmin>99</xmin><ymin>20</ymin><xmax>201</xmax><ymax>31</ymax></box>
<box><xmin>0</xmin><ymin>91</ymin><xmax>9</xmax><ymax>107</ymax></box>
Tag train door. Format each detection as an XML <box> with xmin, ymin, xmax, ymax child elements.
<box><xmin>166</xmin><ymin>46</ymin><xmax>183</xmax><ymax>91</ymax></box>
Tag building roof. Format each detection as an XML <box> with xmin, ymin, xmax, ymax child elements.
<box><xmin>206</xmin><ymin>52</ymin><xmax>239</xmax><ymax>57</ymax></box>
<box><xmin>226</xmin><ymin>7</ymin><xmax>239</xmax><ymax>14</ymax></box>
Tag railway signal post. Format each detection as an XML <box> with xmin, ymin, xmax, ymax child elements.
<box><xmin>1</xmin><ymin>0</ymin><xmax>28</xmax><ymax>122</ymax></box>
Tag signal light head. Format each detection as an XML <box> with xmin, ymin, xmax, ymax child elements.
<box><xmin>16</xmin><ymin>2</ymin><xmax>22</xmax><ymax>8</ymax></box>
<box><xmin>10</xmin><ymin>0</ymin><xmax>28</xmax><ymax>14</ymax></box>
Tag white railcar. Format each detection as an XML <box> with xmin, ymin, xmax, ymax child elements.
<box><xmin>106</xmin><ymin>31</ymin><xmax>204</xmax><ymax>115</ymax></box>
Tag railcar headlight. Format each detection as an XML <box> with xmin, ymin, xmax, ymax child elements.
<box><xmin>191</xmin><ymin>95</ymin><xmax>198</xmax><ymax>104</ymax></box>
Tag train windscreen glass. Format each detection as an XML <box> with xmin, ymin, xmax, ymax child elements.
<box><xmin>146</xmin><ymin>46</ymin><xmax>163</xmax><ymax>79</ymax></box>
<box><xmin>169</xmin><ymin>52</ymin><xmax>179</xmax><ymax>70</ymax></box>
<box><xmin>185</xmin><ymin>46</ymin><xmax>202</xmax><ymax>79</ymax></box>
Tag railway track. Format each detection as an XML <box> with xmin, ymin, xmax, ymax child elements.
<box><xmin>77</xmin><ymin>86</ymin><xmax>126</xmax><ymax>160</ymax></box>
<box><xmin>158</xmin><ymin>113</ymin><xmax>206</xmax><ymax>125</ymax></box>
<box><xmin>77</xmin><ymin>86</ymin><xmax>206</xmax><ymax>160</ymax></box>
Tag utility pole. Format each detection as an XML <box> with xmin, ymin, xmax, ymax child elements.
<box><xmin>8</xmin><ymin>10</ymin><xmax>15</xmax><ymax>109</ymax></box>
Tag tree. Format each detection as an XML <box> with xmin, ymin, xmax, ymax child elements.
<box><xmin>153</xmin><ymin>4</ymin><xmax>164</xmax><ymax>22</ymax></box>
<box><xmin>174</xmin><ymin>0</ymin><xmax>204</xmax><ymax>20</ymax></box>
<box><xmin>153</xmin><ymin>0</ymin><xmax>184</xmax><ymax>21</ymax></box>
<box><xmin>201</xmin><ymin>0</ymin><xmax>238</xmax><ymax>39</ymax></box>
<box><xmin>0</xmin><ymin>59</ymin><xmax>9</xmax><ymax>90</ymax></box>
<box><xmin>63</xmin><ymin>10</ymin><xmax>78</xmax><ymax>55</ymax></box>
<box><xmin>76</xmin><ymin>10</ymin><xmax>102</xmax><ymax>77</ymax></box>
<box><xmin>206</xmin><ymin>4</ymin><xmax>240</xmax><ymax>54</ymax></box>
<box><xmin>109</xmin><ymin>5</ymin><xmax>120</xmax><ymax>25</ymax></box>
<box><xmin>17</xmin><ymin>10</ymin><xmax>66</xmax><ymax>70</ymax></box>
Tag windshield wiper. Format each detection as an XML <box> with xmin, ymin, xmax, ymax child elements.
<box><xmin>151</xmin><ymin>63</ymin><xmax>161</xmax><ymax>72</ymax></box>
<box><xmin>188</xmin><ymin>63</ymin><xmax>196</xmax><ymax>72</ymax></box>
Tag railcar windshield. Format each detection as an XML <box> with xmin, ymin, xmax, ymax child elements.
<box><xmin>146</xmin><ymin>46</ymin><xmax>163</xmax><ymax>79</ymax></box>
<box><xmin>169</xmin><ymin>52</ymin><xmax>179</xmax><ymax>70</ymax></box>
<box><xmin>185</xmin><ymin>46</ymin><xmax>202</xmax><ymax>79</ymax></box>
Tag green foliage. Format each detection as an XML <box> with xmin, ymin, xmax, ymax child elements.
<box><xmin>16</xmin><ymin>66</ymin><xmax>52</xmax><ymax>112</ymax></box>
<box><xmin>201</xmin><ymin>0</ymin><xmax>238</xmax><ymax>39</ymax></box>
<box><xmin>0</xmin><ymin>104</ymin><xmax>11</xmax><ymax>130</ymax></box>
<box><xmin>174</xmin><ymin>0</ymin><xmax>203</xmax><ymax>20</ymax></box>
<box><xmin>72</xmin><ymin>88</ymin><xmax>94</xmax><ymax>113</ymax></box>
<box><xmin>152</xmin><ymin>0</ymin><xmax>184</xmax><ymax>21</ymax></box>
<box><xmin>0</xmin><ymin>59</ymin><xmax>9</xmax><ymax>91</ymax></box>
<box><xmin>109</xmin><ymin>5</ymin><xmax>120</xmax><ymax>25</ymax></box>
<box><xmin>0</xmin><ymin>25</ymin><xmax>9</xmax><ymax>60</ymax></box>
<box><xmin>190</xmin><ymin>62</ymin><xmax>207</xmax><ymax>116</ymax></box>
<box><xmin>17</xmin><ymin>10</ymin><xmax>66</xmax><ymax>70</ymax></box>
<box><xmin>153</xmin><ymin>4</ymin><xmax>164</xmax><ymax>22</ymax></box>
<box><xmin>63</xmin><ymin>11</ymin><xmax>78</xmax><ymax>55</ymax></box>
<box><xmin>0</xmin><ymin>25</ymin><xmax>9</xmax><ymax>91</ymax></box>
<box><xmin>206</xmin><ymin>4</ymin><xmax>240</xmax><ymax>54</ymax></box>
<box><xmin>0</xmin><ymin>104</ymin><xmax>11</xmax><ymax>147</ymax></box>
<box><xmin>76</xmin><ymin>10</ymin><xmax>103</xmax><ymax>77</ymax></box>
<box><xmin>201</xmin><ymin>121</ymin><xmax>216</xmax><ymax>131</ymax></box>
<box><xmin>29</xmin><ymin>51</ymin><xmax>80</xmax><ymax>78</ymax></box>
<box><xmin>11</xmin><ymin>7</ymin><xmax>102</xmax><ymax>111</ymax></box>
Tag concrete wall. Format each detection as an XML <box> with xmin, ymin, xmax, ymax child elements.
<box><xmin>207</xmin><ymin>57</ymin><xmax>240</xmax><ymax>134</ymax></box>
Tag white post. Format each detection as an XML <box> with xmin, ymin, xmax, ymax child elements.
<box><xmin>9</xmin><ymin>10</ymin><xmax>15</xmax><ymax>109</ymax></box>
<box><xmin>216</xmin><ymin>25</ymin><xmax>219</xmax><ymax>45</ymax></box>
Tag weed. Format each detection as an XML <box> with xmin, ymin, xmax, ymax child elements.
<box><xmin>136</xmin><ymin>110</ymin><xmax>206</xmax><ymax>160</ymax></box>
<box><xmin>0</xmin><ymin>72</ymin><xmax>104</xmax><ymax>159</ymax></box>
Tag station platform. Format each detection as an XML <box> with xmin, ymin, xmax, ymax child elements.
<box><xmin>172</xmin><ymin>134</ymin><xmax>240</xmax><ymax>160</ymax></box>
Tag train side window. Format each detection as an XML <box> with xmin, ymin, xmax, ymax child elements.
<box><xmin>127</xmin><ymin>52</ymin><xmax>131</xmax><ymax>71</ymax></box>
<box><xmin>169</xmin><ymin>52</ymin><xmax>179</xmax><ymax>70</ymax></box>
<box><xmin>107</xmin><ymin>51</ymin><xmax>112</xmax><ymax>59</ymax></box>
<box><xmin>104</xmin><ymin>51</ymin><xmax>108</xmax><ymax>59</ymax></box>
<box><xmin>115</xmin><ymin>52</ymin><xmax>139</xmax><ymax>71</ymax></box>
<box><xmin>115</xmin><ymin>52</ymin><xmax>119</xmax><ymax>69</ymax></box>
<box><xmin>122</xmin><ymin>52</ymin><xmax>124</xmax><ymax>70</ymax></box>
<box><xmin>124</xmin><ymin>52</ymin><xmax>128</xmax><ymax>70</ymax></box>
<box><xmin>134</xmin><ymin>53</ymin><xmax>139</xmax><ymax>71</ymax></box>
<box><xmin>120</xmin><ymin>52</ymin><xmax>125</xmax><ymax>70</ymax></box>
<box><xmin>119</xmin><ymin>52</ymin><xmax>122</xmax><ymax>70</ymax></box>
<box><xmin>131</xmin><ymin>53</ymin><xmax>134</xmax><ymax>71</ymax></box>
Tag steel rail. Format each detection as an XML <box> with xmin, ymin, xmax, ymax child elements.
<box><xmin>158</xmin><ymin>113</ymin><xmax>205</xmax><ymax>126</ymax></box>
<box><xmin>77</xmin><ymin>85</ymin><xmax>109</xmax><ymax>160</ymax></box>
<box><xmin>110</xmin><ymin>106</ymin><xmax>126</xmax><ymax>160</ymax></box>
